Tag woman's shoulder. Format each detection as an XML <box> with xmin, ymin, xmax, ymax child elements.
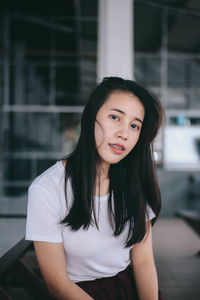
<box><xmin>27</xmin><ymin>160</ymin><xmax>71</xmax><ymax>218</ymax></box>
<box><xmin>30</xmin><ymin>160</ymin><xmax>66</xmax><ymax>191</ymax></box>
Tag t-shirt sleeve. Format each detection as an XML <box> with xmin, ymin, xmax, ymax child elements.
<box><xmin>25</xmin><ymin>184</ymin><xmax>63</xmax><ymax>243</ymax></box>
<box><xmin>146</xmin><ymin>204</ymin><xmax>156</xmax><ymax>221</ymax></box>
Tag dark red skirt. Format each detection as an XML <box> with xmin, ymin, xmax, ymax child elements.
<box><xmin>77</xmin><ymin>265</ymin><xmax>139</xmax><ymax>300</ymax></box>
<box><xmin>77</xmin><ymin>265</ymin><xmax>164</xmax><ymax>300</ymax></box>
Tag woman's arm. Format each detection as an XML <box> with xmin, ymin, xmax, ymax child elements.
<box><xmin>130</xmin><ymin>222</ymin><xmax>158</xmax><ymax>300</ymax></box>
<box><xmin>34</xmin><ymin>241</ymin><xmax>94</xmax><ymax>300</ymax></box>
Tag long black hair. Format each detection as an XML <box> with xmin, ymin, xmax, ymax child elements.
<box><xmin>61</xmin><ymin>77</ymin><xmax>164</xmax><ymax>247</ymax></box>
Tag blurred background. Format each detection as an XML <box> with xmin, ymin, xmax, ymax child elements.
<box><xmin>0</xmin><ymin>0</ymin><xmax>199</xmax><ymax>300</ymax></box>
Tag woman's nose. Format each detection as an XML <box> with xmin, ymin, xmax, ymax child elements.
<box><xmin>117</xmin><ymin>125</ymin><xmax>129</xmax><ymax>140</ymax></box>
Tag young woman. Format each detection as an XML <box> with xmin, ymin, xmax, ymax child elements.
<box><xmin>26</xmin><ymin>77</ymin><xmax>164</xmax><ymax>300</ymax></box>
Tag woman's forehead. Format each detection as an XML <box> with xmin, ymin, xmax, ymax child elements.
<box><xmin>100</xmin><ymin>91</ymin><xmax>144</xmax><ymax>112</ymax></box>
<box><xmin>95</xmin><ymin>92</ymin><xmax>145</xmax><ymax>123</ymax></box>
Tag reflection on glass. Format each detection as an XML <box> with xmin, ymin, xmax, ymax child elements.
<box><xmin>164</xmin><ymin>126</ymin><xmax>200</xmax><ymax>170</ymax></box>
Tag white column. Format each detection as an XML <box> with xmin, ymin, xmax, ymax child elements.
<box><xmin>97</xmin><ymin>0</ymin><xmax>134</xmax><ymax>82</ymax></box>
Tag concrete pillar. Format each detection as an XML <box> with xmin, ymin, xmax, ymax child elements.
<box><xmin>97</xmin><ymin>0</ymin><xmax>134</xmax><ymax>82</ymax></box>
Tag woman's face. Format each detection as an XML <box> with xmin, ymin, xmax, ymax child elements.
<box><xmin>94</xmin><ymin>91</ymin><xmax>145</xmax><ymax>169</ymax></box>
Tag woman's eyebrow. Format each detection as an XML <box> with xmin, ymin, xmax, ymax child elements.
<box><xmin>110</xmin><ymin>108</ymin><xmax>143</xmax><ymax>124</ymax></box>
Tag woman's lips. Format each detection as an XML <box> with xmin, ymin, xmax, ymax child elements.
<box><xmin>109</xmin><ymin>144</ymin><xmax>125</xmax><ymax>154</ymax></box>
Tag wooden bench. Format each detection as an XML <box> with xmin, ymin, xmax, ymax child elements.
<box><xmin>0</xmin><ymin>223</ymin><xmax>54</xmax><ymax>300</ymax></box>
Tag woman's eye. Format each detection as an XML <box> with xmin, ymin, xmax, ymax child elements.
<box><xmin>131</xmin><ymin>124</ymin><xmax>139</xmax><ymax>130</ymax></box>
<box><xmin>110</xmin><ymin>114</ymin><xmax>119</xmax><ymax>120</ymax></box>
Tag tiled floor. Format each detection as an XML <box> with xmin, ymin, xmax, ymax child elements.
<box><xmin>153</xmin><ymin>218</ymin><xmax>200</xmax><ymax>300</ymax></box>
<box><xmin>0</xmin><ymin>194</ymin><xmax>27</xmax><ymax>257</ymax></box>
<box><xmin>0</xmin><ymin>218</ymin><xmax>26</xmax><ymax>257</ymax></box>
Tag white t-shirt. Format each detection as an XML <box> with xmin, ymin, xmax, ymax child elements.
<box><xmin>25</xmin><ymin>161</ymin><xmax>155</xmax><ymax>282</ymax></box>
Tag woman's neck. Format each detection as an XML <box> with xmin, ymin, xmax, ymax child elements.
<box><xmin>94</xmin><ymin>163</ymin><xmax>110</xmax><ymax>196</ymax></box>
<box><xmin>97</xmin><ymin>161</ymin><xmax>110</xmax><ymax>178</ymax></box>
<box><xmin>94</xmin><ymin>177</ymin><xmax>110</xmax><ymax>197</ymax></box>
